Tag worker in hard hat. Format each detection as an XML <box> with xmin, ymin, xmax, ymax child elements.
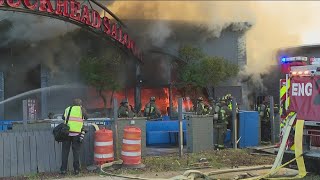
<box><xmin>215</xmin><ymin>99</ymin><xmax>231</xmax><ymax>150</ymax></box>
<box><xmin>60</xmin><ymin>98</ymin><xmax>88</xmax><ymax>175</ymax></box>
<box><xmin>118</xmin><ymin>99</ymin><xmax>134</xmax><ymax>118</ymax></box>
<box><xmin>144</xmin><ymin>96</ymin><xmax>161</xmax><ymax>120</ymax></box>
<box><xmin>195</xmin><ymin>97</ymin><xmax>208</xmax><ymax>115</ymax></box>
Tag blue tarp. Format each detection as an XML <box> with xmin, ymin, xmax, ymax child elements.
<box><xmin>0</xmin><ymin>120</ymin><xmax>19</xmax><ymax>132</ymax></box>
<box><xmin>146</xmin><ymin>120</ymin><xmax>187</xmax><ymax>145</ymax></box>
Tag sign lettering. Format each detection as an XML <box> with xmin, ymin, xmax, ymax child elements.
<box><xmin>292</xmin><ymin>82</ymin><xmax>313</xmax><ymax>96</ymax></box>
<box><xmin>0</xmin><ymin>0</ymin><xmax>142</xmax><ymax>61</ymax></box>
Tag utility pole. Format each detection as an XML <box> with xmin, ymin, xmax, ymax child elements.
<box><xmin>178</xmin><ymin>98</ymin><xmax>183</xmax><ymax>157</ymax></box>
<box><xmin>113</xmin><ymin>98</ymin><xmax>119</xmax><ymax>159</ymax></box>
<box><xmin>232</xmin><ymin>98</ymin><xmax>237</xmax><ymax>149</ymax></box>
<box><xmin>269</xmin><ymin>96</ymin><xmax>275</xmax><ymax>144</ymax></box>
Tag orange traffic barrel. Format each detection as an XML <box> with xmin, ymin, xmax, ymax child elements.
<box><xmin>121</xmin><ymin>126</ymin><xmax>142</xmax><ymax>165</ymax></box>
<box><xmin>94</xmin><ymin>128</ymin><xmax>114</xmax><ymax>165</ymax></box>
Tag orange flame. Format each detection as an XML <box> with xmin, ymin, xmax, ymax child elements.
<box><xmin>86</xmin><ymin>87</ymin><xmax>193</xmax><ymax>114</ymax></box>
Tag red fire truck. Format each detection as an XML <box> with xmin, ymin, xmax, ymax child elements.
<box><xmin>279</xmin><ymin>56</ymin><xmax>320</xmax><ymax>173</ymax></box>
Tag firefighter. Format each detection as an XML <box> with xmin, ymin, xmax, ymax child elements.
<box><xmin>215</xmin><ymin>100</ymin><xmax>231</xmax><ymax>150</ymax></box>
<box><xmin>60</xmin><ymin>98</ymin><xmax>88</xmax><ymax>175</ymax></box>
<box><xmin>195</xmin><ymin>97</ymin><xmax>208</xmax><ymax>115</ymax></box>
<box><xmin>258</xmin><ymin>100</ymin><xmax>271</xmax><ymax>142</ymax></box>
<box><xmin>118</xmin><ymin>99</ymin><xmax>134</xmax><ymax>118</ymax></box>
<box><xmin>226</xmin><ymin>94</ymin><xmax>239</xmax><ymax>113</ymax></box>
<box><xmin>208</xmin><ymin>97</ymin><xmax>216</xmax><ymax>115</ymax></box>
<box><xmin>144</xmin><ymin>96</ymin><xmax>161</xmax><ymax>119</ymax></box>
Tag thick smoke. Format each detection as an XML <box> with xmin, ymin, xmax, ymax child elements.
<box><xmin>108</xmin><ymin>1</ymin><xmax>316</xmax><ymax>72</ymax></box>
<box><xmin>0</xmin><ymin>11</ymin><xmax>78</xmax><ymax>47</ymax></box>
<box><xmin>108</xmin><ymin>1</ymin><xmax>254</xmax><ymax>46</ymax></box>
<box><xmin>107</xmin><ymin>1</ymin><xmax>320</xmax><ymax>103</ymax></box>
<box><xmin>146</xmin><ymin>21</ymin><xmax>171</xmax><ymax>47</ymax></box>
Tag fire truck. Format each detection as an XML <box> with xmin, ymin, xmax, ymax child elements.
<box><xmin>278</xmin><ymin>56</ymin><xmax>320</xmax><ymax>173</ymax></box>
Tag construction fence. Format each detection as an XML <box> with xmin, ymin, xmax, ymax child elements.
<box><xmin>0</xmin><ymin>125</ymin><xmax>97</xmax><ymax>178</ymax></box>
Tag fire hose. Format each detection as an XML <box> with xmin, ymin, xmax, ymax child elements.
<box><xmin>242</xmin><ymin>118</ymin><xmax>307</xmax><ymax>180</ymax></box>
<box><xmin>91</xmin><ymin>124</ymin><xmax>271</xmax><ymax>180</ymax></box>
<box><xmin>90</xmin><ymin>118</ymin><xmax>307</xmax><ymax>180</ymax></box>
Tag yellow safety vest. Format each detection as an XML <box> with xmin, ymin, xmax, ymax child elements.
<box><xmin>64</xmin><ymin>106</ymin><xmax>83</xmax><ymax>133</ymax></box>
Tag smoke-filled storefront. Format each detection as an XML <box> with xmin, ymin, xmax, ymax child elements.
<box><xmin>0</xmin><ymin>9</ymin><xmax>251</xmax><ymax>120</ymax></box>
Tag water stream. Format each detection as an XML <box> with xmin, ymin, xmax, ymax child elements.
<box><xmin>0</xmin><ymin>84</ymin><xmax>86</xmax><ymax>105</ymax></box>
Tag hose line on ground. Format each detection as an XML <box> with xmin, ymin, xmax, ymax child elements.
<box><xmin>99</xmin><ymin>163</ymin><xmax>273</xmax><ymax>180</ymax></box>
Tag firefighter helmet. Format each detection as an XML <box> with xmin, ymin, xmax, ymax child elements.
<box><xmin>198</xmin><ymin>97</ymin><xmax>203</xmax><ymax>101</ymax></box>
<box><xmin>150</xmin><ymin>96</ymin><xmax>156</xmax><ymax>101</ymax></box>
<box><xmin>122</xmin><ymin>99</ymin><xmax>128</xmax><ymax>104</ymax></box>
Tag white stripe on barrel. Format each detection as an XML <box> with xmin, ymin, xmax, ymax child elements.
<box><xmin>121</xmin><ymin>151</ymin><xmax>141</xmax><ymax>157</ymax></box>
<box><xmin>123</xmin><ymin>139</ymin><xmax>141</xmax><ymax>145</ymax></box>
<box><xmin>95</xmin><ymin>141</ymin><xmax>113</xmax><ymax>146</ymax></box>
<box><xmin>94</xmin><ymin>153</ymin><xmax>114</xmax><ymax>158</ymax></box>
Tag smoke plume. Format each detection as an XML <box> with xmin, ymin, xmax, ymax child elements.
<box><xmin>106</xmin><ymin>1</ymin><xmax>320</xmax><ymax>102</ymax></box>
<box><xmin>108</xmin><ymin>1</ymin><xmax>318</xmax><ymax>73</ymax></box>
<box><xmin>0</xmin><ymin>11</ymin><xmax>78</xmax><ymax>47</ymax></box>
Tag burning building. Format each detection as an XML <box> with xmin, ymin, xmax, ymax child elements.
<box><xmin>0</xmin><ymin>10</ymin><xmax>252</xmax><ymax>120</ymax></box>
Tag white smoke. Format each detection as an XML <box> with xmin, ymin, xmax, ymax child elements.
<box><xmin>146</xmin><ymin>21</ymin><xmax>172</xmax><ymax>47</ymax></box>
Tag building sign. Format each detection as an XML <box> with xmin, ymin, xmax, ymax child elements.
<box><xmin>0</xmin><ymin>0</ymin><xmax>142</xmax><ymax>61</ymax></box>
<box><xmin>310</xmin><ymin>57</ymin><xmax>320</xmax><ymax>65</ymax></box>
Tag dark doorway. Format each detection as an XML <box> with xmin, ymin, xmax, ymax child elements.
<box><xmin>4</xmin><ymin>64</ymin><xmax>41</xmax><ymax>120</ymax></box>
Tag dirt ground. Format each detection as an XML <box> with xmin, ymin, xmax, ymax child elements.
<box><xmin>55</xmin><ymin>167</ymin><xmax>300</xmax><ymax>180</ymax></box>
<box><xmin>16</xmin><ymin>149</ymin><xmax>320</xmax><ymax>180</ymax></box>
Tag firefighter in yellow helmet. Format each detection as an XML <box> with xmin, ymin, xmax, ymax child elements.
<box><xmin>60</xmin><ymin>98</ymin><xmax>88</xmax><ymax>175</ymax></box>
<box><xmin>144</xmin><ymin>96</ymin><xmax>161</xmax><ymax>120</ymax></box>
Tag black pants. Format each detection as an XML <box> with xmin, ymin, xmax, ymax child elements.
<box><xmin>261</xmin><ymin>121</ymin><xmax>271</xmax><ymax>142</ymax></box>
<box><xmin>60</xmin><ymin>136</ymin><xmax>81</xmax><ymax>172</ymax></box>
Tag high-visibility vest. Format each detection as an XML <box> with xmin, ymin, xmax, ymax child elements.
<box><xmin>64</xmin><ymin>106</ymin><xmax>83</xmax><ymax>133</ymax></box>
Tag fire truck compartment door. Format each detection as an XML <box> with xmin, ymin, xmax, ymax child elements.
<box><xmin>289</xmin><ymin>76</ymin><xmax>320</xmax><ymax>121</ymax></box>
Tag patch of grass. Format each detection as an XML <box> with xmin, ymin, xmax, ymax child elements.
<box><xmin>13</xmin><ymin>149</ymin><xmax>274</xmax><ymax>179</ymax></box>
